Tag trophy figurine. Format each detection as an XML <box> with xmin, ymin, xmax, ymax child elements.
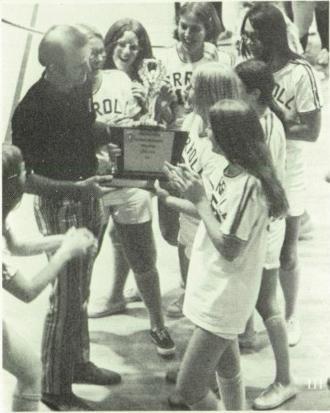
<box><xmin>138</xmin><ymin>58</ymin><xmax>170</xmax><ymax>124</ymax></box>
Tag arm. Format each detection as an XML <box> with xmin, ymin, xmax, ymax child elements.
<box><xmin>25</xmin><ymin>173</ymin><xmax>114</xmax><ymax>199</ymax></box>
<box><xmin>166</xmin><ymin>163</ymin><xmax>245</xmax><ymax>261</ymax></box>
<box><xmin>195</xmin><ymin>197</ymin><xmax>246</xmax><ymax>261</ymax></box>
<box><xmin>6</xmin><ymin>226</ymin><xmax>64</xmax><ymax>256</ymax></box>
<box><xmin>286</xmin><ymin>110</ymin><xmax>321</xmax><ymax>142</ymax></box>
<box><xmin>4</xmin><ymin>227</ymin><xmax>96</xmax><ymax>303</ymax></box>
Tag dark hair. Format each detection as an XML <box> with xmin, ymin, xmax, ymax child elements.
<box><xmin>174</xmin><ymin>2</ymin><xmax>224</xmax><ymax>44</ymax></box>
<box><xmin>240</xmin><ymin>3</ymin><xmax>300</xmax><ymax>62</ymax></box>
<box><xmin>2</xmin><ymin>144</ymin><xmax>24</xmax><ymax>222</ymax></box>
<box><xmin>209</xmin><ymin>99</ymin><xmax>288</xmax><ymax>218</ymax></box>
<box><xmin>39</xmin><ymin>25</ymin><xmax>88</xmax><ymax>71</ymax></box>
<box><xmin>235</xmin><ymin>59</ymin><xmax>287</xmax><ymax>131</ymax></box>
<box><xmin>103</xmin><ymin>18</ymin><xmax>153</xmax><ymax>81</ymax></box>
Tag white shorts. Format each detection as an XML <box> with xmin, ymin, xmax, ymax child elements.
<box><xmin>264</xmin><ymin>219</ymin><xmax>286</xmax><ymax>270</ymax></box>
<box><xmin>102</xmin><ymin>188</ymin><xmax>152</xmax><ymax>224</ymax></box>
<box><xmin>177</xmin><ymin>213</ymin><xmax>200</xmax><ymax>258</ymax></box>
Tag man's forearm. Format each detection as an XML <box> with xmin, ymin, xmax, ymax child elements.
<box><xmin>25</xmin><ymin>173</ymin><xmax>84</xmax><ymax>198</ymax></box>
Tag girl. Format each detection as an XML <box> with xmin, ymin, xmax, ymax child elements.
<box><xmin>2</xmin><ymin>144</ymin><xmax>96</xmax><ymax>411</ymax></box>
<box><xmin>165</xmin><ymin>99</ymin><xmax>288</xmax><ymax>410</ymax></box>
<box><xmin>157</xmin><ymin>62</ymin><xmax>241</xmax><ymax>319</ymax></box>
<box><xmin>80</xmin><ymin>24</ymin><xmax>176</xmax><ymax>356</ymax></box>
<box><xmin>240</xmin><ymin>3</ymin><xmax>322</xmax><ymax>348</ymax></box>
<box><xmin>235</xmin><ymin>59</ymin><xmax>297</xmax><ymax>409</ymax></box>
<box><xmin>162</xmin><ymin>2</ymin><xmax>229</xmax><ymax>128</ymax></box>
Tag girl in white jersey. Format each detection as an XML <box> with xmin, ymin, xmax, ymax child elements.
<box><xmin>162</xmin><ymin>2</ymin><xmax>226</xmax><ymax>129</ymax></box>
<box><xmin>156</xmin><ymin>63</ymin><xmax>241</xmax><ymax>320</ymax></box>
<box><xmin>240</xmin><ymin>3</ymin><xmax>322</xmax><ymax>348</ymax></box>
<box><xmin>79</xmin><ymin>25</ymin><xmax>175</xmax><ymax>356</ymax></box>
<box><xmin>236</xmin><ymin>59</ymin><xmax>298</xmax><ymax>410</ymax></box>
<box><xmin>164</xmin><ymin>99</ymin><xmax>288</xmax><ymax>410</ymax></box>
<box><xmin>2</xmin><ymin>145</ymin><xmax>96</xmax><ymax>411</ymax></box>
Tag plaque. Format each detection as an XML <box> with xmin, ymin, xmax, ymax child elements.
<box><xmin>106</xmin><ymin>126</ymin><xmax>188</xmax><ymax>188</ymax></box>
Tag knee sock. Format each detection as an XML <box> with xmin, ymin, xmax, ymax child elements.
<box><xmin>264</xmin><ymin>315</ymin><xmax>291</xmax><ymax>385</ymax></box>
<box><xmin>188</xmin><ymin>390</ymin><xmax>219</xmax><ymax>411</ymax></box>
<box><xmin>216</xmin><ymin>372</ymin><xmax>245</xmax><ymax>410</ymax></box>
<box><xmin>12</xmin><ymin>392</ymin><xmax>40</xmax><ymax>411</ymax></box>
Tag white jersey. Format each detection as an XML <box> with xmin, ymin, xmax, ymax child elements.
<box><xmin>162</xmin><ymin>42</ymin><xmax>219</xmax><ymax>128</ymax></box>
<box><xmin>184</xmin><ymin>170</ymin><xmax>269</xmax><ymax>336</ymax></box>
<box><xmin>92</xmin><ymin>69</ymin><xmax>152</xmax><ymax>224</ymax></box>
<box><xmin>273</xmin><ymin>58</ymin><xmax>322</xmax><ymax>216</ymax></box>
<box><xmin>260</xmin><ymin>108</ymin><xmax>286</xmax><ymax>269</ymax></box>
<box><xmin>178</xmin><ymin>113</ymin><xmax>226</xmax><ymax>257</ymax></box>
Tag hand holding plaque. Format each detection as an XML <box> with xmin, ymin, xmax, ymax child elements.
<box><xmin>105</xmin><ymin>126</ymin><xmax>188</xmax><ymax>188</ymax></box>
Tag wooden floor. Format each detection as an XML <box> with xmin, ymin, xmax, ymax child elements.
<box><xmin>2</xmin><ymin>37</ymin><xmax>330</xmax><ymax>412</ymax></box>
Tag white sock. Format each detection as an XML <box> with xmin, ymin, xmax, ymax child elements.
<box><xmin>217</xmin><ymin>372</ymin><xmax>245</xmax><ymax>410</ymax></box>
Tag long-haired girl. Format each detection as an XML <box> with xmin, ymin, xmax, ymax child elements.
<box><xmin>236</xmin><ymin>58</ymin><xmax>298</xmax><ymax>409</ymax></box>
<box><xmin>165</xmin><ymin>99</ymin><xmax>288</xmax><ymax>410</ymax></box>
<box><xmin>240</xmin><ymin>2</ymin><xmax>322</xmax><ymax>352</ymax></box>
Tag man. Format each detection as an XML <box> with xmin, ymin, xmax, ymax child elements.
<box><xmin>12</xmin><ymin>25</ymin><xmax>121</xmax><ymax>411</ymax></box>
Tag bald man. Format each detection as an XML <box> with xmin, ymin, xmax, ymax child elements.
<box><xmin>12</xmin><ymin>25</ymin><xmax>121</xmax><ymax>411</ymax></box>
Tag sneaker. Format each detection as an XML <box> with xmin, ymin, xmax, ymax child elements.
<box><xmin>73</xmin><ymin>361</ymin><xmax>121</xmax><ymax>385</ymax></box>
<box><xmin>286</xmin><ymin>317</ymin><xmax>301</xmax><ymax>347</ymax></box>
<box><xmin>253</xmin><ymin>382</ymin><xmax>298</xmax><ymax>410</ymax></box>
<box><xmin>88</xmin><ymin>298</ymin><xmax>126</xmax><ymax>318</ymax></box>
<box><xmin>166</xmin><ymin>293</ymin><xmax>185</xmax><ymax>318</ymax></box>
<box><xmin>150</xmin><ymin>327</ymin><xmax>176</xmax><ymax>356</ymax></box>
<box><xmin>124</xmin><ymin>287</ymin><xmax>142</xmax><ymax>303</ymax></box>
<box><xmin>239</xmin><ymin>331</ymin><xmax>269</xmax><ymax>352</ymax></box>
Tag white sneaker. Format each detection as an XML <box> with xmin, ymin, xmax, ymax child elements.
<box><xmin>253</xmin><ymin>382</ymin><xmax>298</xmax><ymax>410</ymax></box>
<box><xmin>286</xmin><ymin>317</ymin><xmax>301</xmax><ymax>347</ymax></box>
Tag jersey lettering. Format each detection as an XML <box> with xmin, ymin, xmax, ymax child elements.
<box><xmin>210</xmin><ymin>178</ymin><xmax>227</xmax><ymax>223</ymax></box>
<box><xmin>273</xmin><ymin>83</ymin><xmax>294</xmax><ymax>110</ymax></box>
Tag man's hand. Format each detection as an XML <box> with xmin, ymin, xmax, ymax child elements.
<box><xmin>77</xmin><ymin>175</ymin><xmax>114</xmax><ymax>198</ymax></box>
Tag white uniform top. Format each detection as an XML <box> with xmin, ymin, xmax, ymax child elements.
<box><xmin>162</xmin><ymin>42</ymin><xmax>219</xmax><ymax>128</ymax></box>
<box><xmin>178</xmin><ymin>113</ymin><xmax>226</xmax><ymax>257</ymax></box>
<box><xmin>273</xmin><ymin>58</ymin><xmax>322</xmax><ymax>216</ymax></box>
<box><xmin>93</xmin><ymin>69</ymin><xmax>152</xmax><ymax>224</ymax></box>
<box><xmin>260</xmin><ymin>108</ymin><xmax>286</xmax><ymax>269</ymax></box>
<box><xmin>184</xmin><ymin>170</ymin><xmax>269</xmax><ymax>337</ymax></box>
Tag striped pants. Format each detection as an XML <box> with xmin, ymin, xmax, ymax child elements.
<box><xmin>34</xmin><ymin>195</ymin><xmax>105</xmax><ymax>395</ymax></box>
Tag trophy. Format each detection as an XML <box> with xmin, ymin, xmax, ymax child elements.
<box><xmin>138</xmin><ymin>58</ymin><xmax>169</xmax><ymax>123</ymax></box>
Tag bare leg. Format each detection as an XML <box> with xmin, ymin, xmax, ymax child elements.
<box><xmin>279</xmin><ymin>216</ymin><xmax>300</xmax><ymax>321</ymax></box>
<box><xmin>176</xmin><ymin>326</ymin><xmax>240</xmax><ymax>410</ymax></box>
<box><xmin>3</xmin><ymin>322</ymin><xmax>41</xmax><ymax>411</ymax></box>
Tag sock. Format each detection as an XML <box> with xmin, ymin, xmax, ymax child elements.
<box><xmin>216</xmin><ymin>372</ymin><xmax>245</xmax><ymax>410</ymax></box>
<box><xmin>264</xmin><ymin>315</ymin><xmax>291</xmax><ymax>384</ymax></box>
<box><xmin>12</xmin><ymin>392</ymin><xmax>40</xmax><ymax>411</ymax></box>
<box><xmin>188</xmin><ymin>390</ymin><xmax>219</xmax><ymax>411</ymax></box>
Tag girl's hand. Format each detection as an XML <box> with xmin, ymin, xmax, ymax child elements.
<box><xmin>59</xmin><ymin>227</ymin><xmax>97</xmax><ymax>261</ymax></box>
<box><xmin>153</xmin><ymin>179</ymin><xmax>170</xmax><ymax>201</ymax></box>
<box><xmin>164</xmin><ymin>162</ymin><xmax>206</xmax><ymax>205</ymax></box>
<box><xmin>132</xmin><ymin>83</ymin><xmax>147</xmax><ymax>107</ymax></box>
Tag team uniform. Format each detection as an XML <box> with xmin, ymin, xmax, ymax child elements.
<box><xmin>184</xmin><ymin>168</ymin><xmax>269</xmax><ymax>338</ymax></box>
<box><xmin>162</xmin><ymin>42</ymin><xmax>219</xmax><ymax>128</ymax></box>
<box><xmin>260</xmin><ymin>109</ymin><xmax>286</xmax><ymax>269</ymax></box>
<box><xmin>273</xmin><ymin>58</ymin><xmax>322</xmax><ymax>217</ymax></box>
<box><xmin>178</xmin><ymin>112</ymin><xmax>225</xmax><ymax>258</ymax></box>
<box><xmin>92</xmin><ymin>69</ymin><xmax>156</xmax><ymax>277</ymax></box>
<box><xmin>93</xmin><ymin>69</ymin><xmax>152</xmax><ymax>224</ymax></box>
